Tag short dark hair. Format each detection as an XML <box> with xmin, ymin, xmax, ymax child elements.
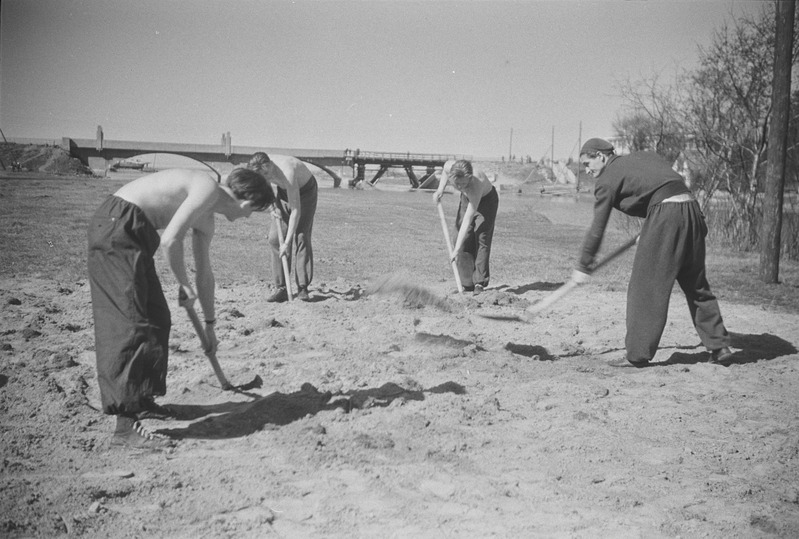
<box><xmin>226</xmin><ymin>168</ymin><xmax>274</xmax><ymax>211</ymax></box>
<box><xmin>247</xmin><ymin>152</ymin><xmax>270</xmax><ymax>170</ymax></box>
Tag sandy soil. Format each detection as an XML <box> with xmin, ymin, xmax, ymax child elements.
<box><xmin>1</xmin><ymin>171</ymin><xmax>799</xmax><ymax>538</ymax></box>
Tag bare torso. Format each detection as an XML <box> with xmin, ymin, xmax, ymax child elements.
<box><xmin>266</xmin><ymin>155</ymin><xmax>313</xmax><ymax>194</ymax></box>
<box><xmin>114</xmin><ymin>169</ymin><xmax>218</xmax><ymax>231</ymax></box>
<box><xmin>452</xmin><ymin>170</ymin><xmax>494</xmax><ymax>203</ymax></box>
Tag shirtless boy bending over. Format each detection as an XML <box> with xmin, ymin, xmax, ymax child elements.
<box><xmin>247</xmin><ymin>152</ymin><xmax>318</xmax><ymax>302</ymax></box>
<box><xmin>87</xmin><ymin>168</ymin><xmax>274</xmax><ymax>449</ymax></box>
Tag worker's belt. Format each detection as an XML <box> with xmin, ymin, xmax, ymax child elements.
<box><xmin>660</xmin><ymin>193</ymin><xmax>695</xmax><ymax>204</ymax></box>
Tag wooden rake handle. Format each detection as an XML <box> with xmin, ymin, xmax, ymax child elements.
<box><xmin>526</xmin><ymin>235</ymin><xmax>639</xmax><ymax>316</ymax></box>
<box><xmin>273</xmin><ymin>214</ymin><xmax>294</xmax><ymax>301</ymax></box>
<box><xmin>437</xmin><ymin>202</ymin><xmax>464</xmax><ymax>294</ymax></box>
<box><xmin>178</xmin><ymin>288</ymin><xmax>232</xmax><ymax>390</ymax></box>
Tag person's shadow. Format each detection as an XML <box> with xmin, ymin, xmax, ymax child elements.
<box><xmin>504</xmin><ymin>282</ymin><xmax>564</xmax><ymax>295</ymax></box>
<box><xmin>157</xmin><ymin>380</ymin><xmax>465</xmax><ymax>440</ymax></box>
<box><xmin>663</xmin><ymin>332</ymin><xmax>797</xmax><ymax>366</ymax></box>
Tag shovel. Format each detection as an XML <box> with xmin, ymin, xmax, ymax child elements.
<box><xmin>179</xmin><ymin>288</ymin><xmax>262</xmax><ymax>391</ymax></box>
<box><xmin>437</xmin><ymin>202</ymin><xmax>464</xmax><ymax>295</ymax></box>
<box><xmin>480</xmin><ymin>236</ymin><xmax>640</xmax><ymax>323</ymax></box>
<box><xmin>273</xmin><ymin>214</ymin><xmax>294</xmax><ymax>301</ymax></box>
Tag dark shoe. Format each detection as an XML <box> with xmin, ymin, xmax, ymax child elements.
<box><xmin>607</xmin><ymin>357</ymin><xmax>649</xmax><ymax>368</ymax></box>
<box><xmin>709</xmin><ymin>346</ymin><xmax>733</xmax><ymax>364</ymax></box>
<box><xmin>296</xmin><ymin>287</ymin><xmax>310</xmax><ymax>301</ymax></box>
<box><xmin>462</xmin><ymin>285</ymin><xmax>475</xmax><ymax>293</ymax></box>
<box><xmin>473</xmin><ymin>284</ymin><xmax>484</xmax><ymax>296</ymax></box>
<box><xmin>267</xmin><ymin>287</ymin><xmax>288</xmax><ymax>303</ymax></box>
<box><xmin>110</xmin><ymin>417</ymin><xmax>174</xmax><ymax>451</ymax></box>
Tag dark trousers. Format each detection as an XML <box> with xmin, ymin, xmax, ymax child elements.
<box><xmin>455</xmin><ymin>186</ymin><xmax>498</xmax><ymax>288</ymax></box>
<box><xmin>626</xmin><ymin>200</ymin><xmax>729</xmax><ymax>362</ymax></box>
<box><xmin>269</xmin><ymin>176</ymin><xmax>318</xmax><ymax>290</ymax></box>
<box><xmin>87</xmin><ymin>196</ymin><xmax>170</xmax><ymax>415</ymax></box>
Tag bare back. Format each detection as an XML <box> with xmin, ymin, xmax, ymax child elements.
<box><xmin>267</xmin><ymin>155</ymin><xmax>313</xmax><ymax>192</ymax></box>
<box><xmin>114</xmin><ymin>169</ymin><xmax>219</xmax><ymax>232</ymax></box>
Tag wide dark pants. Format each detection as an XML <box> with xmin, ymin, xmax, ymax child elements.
<box><xmin>269</xmin><ymin>176</ymin><xmax>318</xmax><ymax>290</ymax></box>
<box><xmin>626</xmin><ymin>200</ymin><xmax>729</xmax><ymax>362</ymax></box>
<box><xmin>455</xmin><ymin>186</ymin><xmax>499</xmax><ymax>288</ymax></box>
<box><xmin>87</xmin><ymin>196</ymin><xmax>170</xmax><ymax>415</ymax></box>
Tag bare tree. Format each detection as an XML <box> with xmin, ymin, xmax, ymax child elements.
<box><xmin>615</xmin><ymin>71</ymin><xmax>685</xmax><ymax>161</ymax></box>
<box><xmin>760</xmin><ymin>0</ymin><xmax>795</xmax><ymax>283</ymax></box>
<box><xmin>618</xmin><ymin>4</ymin><xmax>799</xmax><ymax>254</ymax></box>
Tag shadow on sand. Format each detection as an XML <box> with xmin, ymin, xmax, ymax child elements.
<box><xmin>663</xmin><ymin>332</ymin><xmax>797</xmax><ymax>366</ymax></box>
<box><xmin>504</xmin><ymin>282</ymin><xmax>565</xmax><ymax>295</ymax></box>
<box><xmin>158</xmin><ymin>380</ymin><xmax>465</xmax><ymax>440</ymax></box>
<box><xmin>503</xmin><ymin>343</ymin><xmax>556</xmax><ymax>361</ymax></box>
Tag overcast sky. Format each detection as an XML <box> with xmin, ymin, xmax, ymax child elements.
<box><xmin>1</xmin><ymin>0</ymin><xmax>763</xmax><ymax>160</ymax></box>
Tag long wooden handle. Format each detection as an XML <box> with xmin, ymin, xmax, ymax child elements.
<box><xmin>526</xmin><ymin>236</ymin><xmax>639</xmax><ymax>316</ymax></box>
<box><xmin>273</xmin><ymin>214</ymin><xmax>294</xmax><ymax>301</ymax></box>
<box><xmin>179</xmin><ymin>288</ymin><xmax>231</xmax><ymax>389</ymax></box>
<box><xmin>437</xmin><ymin>202</ymin><xmax>464</xmax><ymax>294</ymax></box>
<box><xmin>526</xmin><ymin>280</ymin><xmax>580</xmax><ymax>315</ymax></box>
<box><xmin>184</xmin><ymin>303</ymin><xmax>232</xmax><ymax>389</ymax></box>
<box><xmin>591</xmin><ymin>235</ymin><xmax>639</xmax><ymax>273</ymax></box>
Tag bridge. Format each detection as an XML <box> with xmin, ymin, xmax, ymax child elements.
<box><xmin>62</xmin><ymin>129</ymin><xmax>469</xmax><ymax>188</ymax></box>
<box><xmin>344</xmin><ymin>149</ymin><xmax>468</xmax><ymax>188</ymax></box>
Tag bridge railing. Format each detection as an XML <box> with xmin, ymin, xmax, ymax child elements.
<box><xmin>348</xmin><ymin>150</ymin><xmax>471</xmax><ymax>162</ymax></box>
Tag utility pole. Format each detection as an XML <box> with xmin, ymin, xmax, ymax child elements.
<box><xmin>508</xmin><ymin>128</ymin><xmax>513</xmax><ymax>161</ymax></box>
<box><xmin>576</xmin><ymin>121</ymin><xmax>582</xmax><ymax>192</ymax></box>
<box><xmin>551</xmin><ymin>126</ymin><xmax>554</xmax><ymax>166</ymax></box>
<box><xmin>759</xmin><ymin>0</ymin><xmax>795</xmax><ymax>283</ymax></box>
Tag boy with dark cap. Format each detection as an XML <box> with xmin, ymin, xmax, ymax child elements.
<box><xmin>88</xmin><ymin>168</ymin><xmax>274</xmax><ymax>448</ymax></box>
<box><xmin>575</xmin><ymin>138</ymin><xmax>732</xmax><ymax>367</ymax></box>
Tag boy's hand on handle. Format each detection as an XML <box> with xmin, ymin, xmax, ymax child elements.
<box><xmin>572</xmin><ymin>269</ymin><xmax>591</xmax><ymax>284</ymax></box>
<box><xmin>205</xmin><ymin>324</ymin><xmax>218</xmax><ymax>355</ymax></box>
<box><xmin>177</xmin><ymin>285</ymin><xmax>197</xmax><ymax>308</ymax></box>
<box><xmin>432</xmin><ymin>191</ymin><xmax>444</xmax><ymax>203</ymax></box>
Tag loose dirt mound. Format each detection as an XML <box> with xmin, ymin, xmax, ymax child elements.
<box><xmin>0</xmin><ymin>143</ymin><xmax>94</xmax><ymax>176</ymax></box>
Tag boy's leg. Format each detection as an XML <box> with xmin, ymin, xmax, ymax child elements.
<box><xmin>625</xmin><ymin>205</ymin><xmax>681</xmax><ymax>363</ymax></box>
<box><xmin>143</xmin><ymin>259</ymin><xmax>170</xmax><ymax>397</ymax></box>
<box><xmin>472</xmin><ymin>189</ymin><xmax>498</xmax><ymax>287</ymax></box>
<box><xmin>676</xmin><ymin>203</ymin><xmax>729</xmax><ymax>350</ymax></box>
<box><xmin>293</xmin><ymin>178</ymin><xmax>318</xmax><ymax>292</ymax></box>
<box><xmin>267</xmin><ymin>218</ymin><xmax>285</xmax><ymax>288</ymax></box>
<box><xmin>88</xmin><ymin>202</ymin><xmax>168</xmax><ymax>415</ymax></box>
<box><xmin>454</xmin><ymin>194</ymin><xmax>475</xmax><ymax>289</ymax></box>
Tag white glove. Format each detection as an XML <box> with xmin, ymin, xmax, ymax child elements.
<box><xmin>572</xmin><ymin>269</ymin><xmax>591</xmax><ymax>284</ymax></box>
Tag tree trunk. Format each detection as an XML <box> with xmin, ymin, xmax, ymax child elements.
<box><xmin>759</xmin><ymin>0</ymin><xmax>795</xmax><ymax>283</ymax></box>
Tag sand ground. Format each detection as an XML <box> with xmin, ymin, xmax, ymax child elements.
<box><xmin>1</xmin><ymin>170</ymin><xmax>798</xmax><ymax>538</ymax></box>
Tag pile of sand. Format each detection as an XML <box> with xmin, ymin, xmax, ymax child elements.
<box><xmin>0</xmin><ymin>143</ymin><xmax>94</xmax><ymax>176</ymax></box>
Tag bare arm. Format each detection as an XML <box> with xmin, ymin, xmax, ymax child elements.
<box><xmin>432</xmin><ymin>161</ymin><xmax>453</xmax><ymax>202</ymax></box>
<box><xmin>452</xmin><ymin>199</ymin><xmax>477</xmax><ymax>257</ymax></box>
<box><xmin>191</xmin><ymin>221</ymin><xmax>218</xmax><ymax>353</ymax></box>
<box><xmin>159</xmin><ymin>177</ymin><xmax>219</xmax><ymax>303</ymax></box>
<box><xmin>191</xmin><ymin>222</ymin><xmax>215</xmax><ymax>321</ymax></box>
<box><xmin>283</xmin><ymin>182</ymin><xmax>302</xmax><ymax>248</ymax></box>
